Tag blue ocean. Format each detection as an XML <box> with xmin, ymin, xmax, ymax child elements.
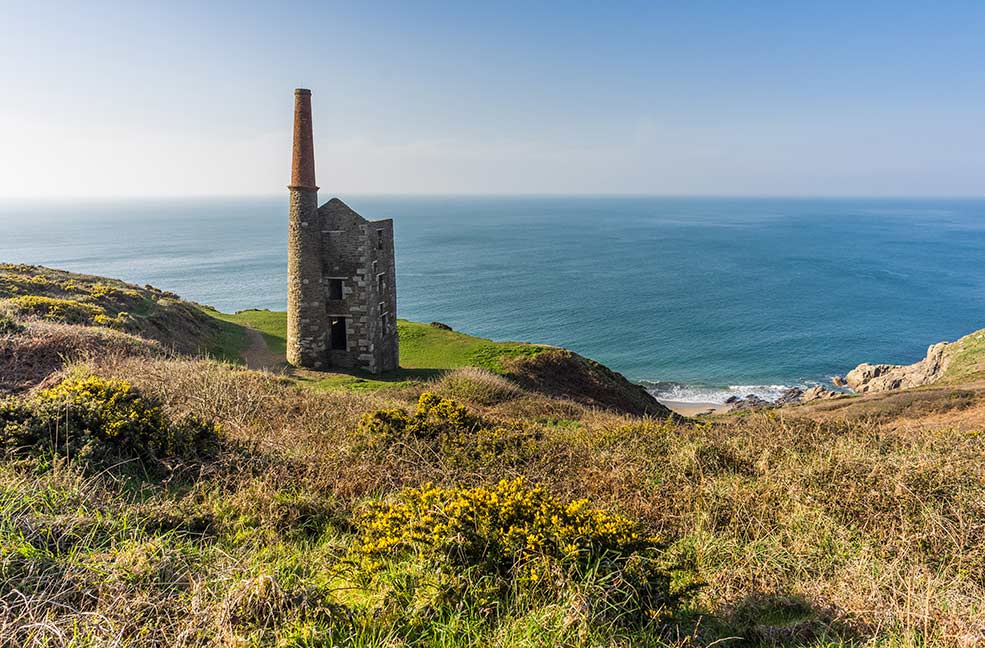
<box><xmin>2</xmin><ymin>196</ymin><xmax>983</xmax><ymax>403</ymax></box>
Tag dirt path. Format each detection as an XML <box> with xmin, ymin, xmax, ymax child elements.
<box><xmin>240</xmin><ymin>328</ymin><xmax>285</xmax><ymax>371</ymax></box>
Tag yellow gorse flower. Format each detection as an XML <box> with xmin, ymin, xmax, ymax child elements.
<box><xmin>354</xmin><ymin>477</ymin><xmax>657</xmax><ymax>583</ymax></box>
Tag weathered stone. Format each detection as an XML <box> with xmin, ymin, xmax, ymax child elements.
<box><xmin>775</xmin><ymin>387</ymin><xmax>804</xmax><ymax>405</ymax></box>
<box><xmin>285</xmin><ymin>89</ymin><xmax>399</xmax><ymax>374</ymax></box>
<box><xmin>729</xmin><ymin>394</ymin><xmax>773</xmax><ymax>411</ymax></box>
<box><xmin>799</xmin><ymin>385</ymin><xmax>843</xmax><ymax>402</ymax></box>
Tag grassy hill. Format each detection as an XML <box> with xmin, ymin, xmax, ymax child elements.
<box><xmin>204</xmin><ymin>309</ymin><xmax>545</xmax><ymax>375</ymax></box>
<box><xmin>942</xmin><ymin>328</ymin><xmax>985</xmax><ymax>384</ymax></box>
<box><xmin>1</xmin><ymin>265</ymin><xmax>984</xmax><ymax>647</ymax></box>
<box><xmin>206</xmin><ymin>309</ymin><xmax>670</xmax><ymax>416</ymax></box>
<box><xmin>0</xmin><ymin>263</ymin><xmax>221</xmax><ymax>355</ymax></box>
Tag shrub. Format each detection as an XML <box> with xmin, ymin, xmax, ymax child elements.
<box><xmin>93</xmin><ymin>311</ymin><xmax>131</xmax><ymax>328</ymax></box>
<box><xmin>359</xmin><ymin>392</ymin><xmax>481</xmax><ymax>445</ymax></box>
<box><xmin>0</xmin><ymin>375</ymin><xmax>218</xmax><ymax>468</ymax></box>
<box><xmin>4</xmin><ymin>295</ymin><xmax>105</xmax><ymax>325</ymax></box>
<box><xmin>0</xmin><ymin>312</ymin><xmax>24</xmax><ymax>335</ymax></box>
<box><xmin>358</xmin><ymin>392</ymin><xmax>541</xmax><ymax>467</ymax></box>
<box><xmin>435</xmin><ymin>367</ymin><xmax>522</xmax><ymax>405</ymax></box>
<box><xmin>353</xmin><ymin>478</ymin><xmax>696</xmax><ymax>624</ymax></box>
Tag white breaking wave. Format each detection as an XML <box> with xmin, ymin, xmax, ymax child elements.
<box><xmin>644</xmin><ymin>381</ymin><xmax>808</xmax><ymax>404</ymax></box>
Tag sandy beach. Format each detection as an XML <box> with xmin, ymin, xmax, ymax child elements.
<box><xmin>659</xmin><ymin>401</ymin><xmax>732</xmax><ymax>417</ymax></box>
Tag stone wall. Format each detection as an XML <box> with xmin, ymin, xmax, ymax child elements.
<box><xmin>368</xmin><ymin>218</ymin><xmax>399</xmax><ymax>371</ymax></box>
<box><xmin>303</xmin><ymin>198</ymin><xmax>399</xmax><ymax>374</ymax></box>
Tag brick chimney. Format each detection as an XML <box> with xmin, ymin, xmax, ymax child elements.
<box><xmin>289</xmin><ymin>88</ymin><xmax>318</xmax><ymax>191</ymax></box>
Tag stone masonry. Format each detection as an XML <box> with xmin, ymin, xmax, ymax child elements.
<box><xmin>286</xmin><ymin>89</ymin><xmax>399</xmax><ymax>374</ymax></box>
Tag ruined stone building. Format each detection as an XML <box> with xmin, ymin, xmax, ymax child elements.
<box><xmin>286</xmin><ymin>89</ymin><xmax>398</xmax><ymax>374</ymax></box>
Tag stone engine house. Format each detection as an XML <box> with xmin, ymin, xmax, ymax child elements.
<box><xmin>286</xmin><ymin>88</ymin><xmax>398</xmax><ymax>374</ymax></box>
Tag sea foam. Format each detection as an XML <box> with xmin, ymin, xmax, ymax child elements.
<box><xmin>644</xmin><ymin>381</ymin><xmax>805</xmax><ymax>404</ymax></box>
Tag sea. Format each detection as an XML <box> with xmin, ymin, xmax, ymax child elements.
<box><xmin>2</xmin><ymin>196</ymin><xmax>984</xmax><ymax>404</ymax></box>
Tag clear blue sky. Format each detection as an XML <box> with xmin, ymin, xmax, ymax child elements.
<box><xmin>2</xmin><ymin>1</ymin><xmax>983</xmax><ymax>197</ymax></box>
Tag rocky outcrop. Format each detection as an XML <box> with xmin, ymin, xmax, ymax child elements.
<box><xmin>726</xmin><ymin>394</ymin><xmax>774</xmax><ymax>411</ymax></box>
<box><xmin>845</xmin><ymin>342</ymin><xmax>950</xmax><ymax>394</ymax></box>
<box><xmin>724</xmin><ymin>385</ymin><xmax>844</xmax><ymax>411</ymax></box>
<box><xmin>775</xmin><ymin>388</ymin><xmax>805</xmax><ymax>405</ymax></box>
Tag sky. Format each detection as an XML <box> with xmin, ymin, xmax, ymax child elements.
<box><xmin>1</xmin><ymin>0</ymin><xmax>984</xmax><ymax>198</ymax></box>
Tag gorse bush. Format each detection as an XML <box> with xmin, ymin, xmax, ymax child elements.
<box><xmin>353</xmin><ymin>478</ymin><xmax>697</xmax><ymax>624</ymax></box>
<box><xmin>0</xmin><ymin>374</ymin><xmax>218</xmax><ymax>468</ymax></box>
<box><xmin>360</xmin><ymin>392</ymin><xmax>481</xmax><ymax>444</ymax></box>
<box><xmin>0</xmin><ymin>265</ymin><xmax>222</xmax><ymax>356</ymax></box>
<box><xmin>359</xmin><ymin>392</ymin><xmax>542</xmax><ymax>467</ymax></box>
<box><xmin>4</xmin><ymin>295</ymin><xmax>105</xmax><ymax>325</ymax></box>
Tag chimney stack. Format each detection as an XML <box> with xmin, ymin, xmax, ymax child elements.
<box><xmin>286</xmin><ymin>88</ymin><xmax>325</xmax><ymax>368</ymax></box>
<box><xmin>290</xmin><ymin>88</ymin><xmax>318</xmax><ymax>191</ymax></box>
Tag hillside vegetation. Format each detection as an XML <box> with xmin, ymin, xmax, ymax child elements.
<box><xmin>942</xmin><ymin>329</ymin><xmax>985</xmax><ymax>385</ymax></box>
<box><xmin>0</xmin><ymin>264</ymin><xmax>221</xmax><ymax>355</ymax></box>
<box><xmin>1</xmin><ymin>265</ymin><xmax>984</xmax><ymax>647</ymax></box>
<box><xmin>208</xmin><ymin>309</ymin><xmax>671</xmax><ymax>416</ymax></box>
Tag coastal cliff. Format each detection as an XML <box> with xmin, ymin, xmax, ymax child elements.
<box><xmin>843</xmin><ymin>328</ymin><xmax>985</xmax><ymax>393</ymax></box>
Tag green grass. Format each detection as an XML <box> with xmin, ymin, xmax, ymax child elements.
<box><xmin>396</xmin><ymin>320</ymin><xmax>545</xmax><ymax>372</ymax></box>
<box><xmin>197</xmin><ymin>310</ymin><xmax>548</xmax><ymax>390</ymax></box>
<box><xmin>942</xmin><ymin>328</ymin><xmax>985</xmax><ymax>384</ymax></box>
<box><xmin>204</xmin><ymin>308</ymin><xmax>288</xmax><ymax>356</ymax></box>
<box><xmin>202</xmin><ymin>316</ymin><xmax>250</xmax><ymax>363</ymax></box>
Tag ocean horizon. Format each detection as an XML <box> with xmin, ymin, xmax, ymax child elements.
<box><xmin>3</xmin><ymin>195</ymin><xmax>984</xmax><ymax>403</ymax></box>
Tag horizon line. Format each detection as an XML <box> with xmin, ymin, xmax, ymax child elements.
<box><xmin>3</xmin><ymin>192</ymin><xmax>985</xmax><ymax>204</ymax></box>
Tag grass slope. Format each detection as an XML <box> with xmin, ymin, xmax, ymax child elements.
<box><xmin>0</xmin><ymin>264</ymin><xmax>220</xmax><ymax>355</ymax></box>
<box><xmin>204</xmin><ymin>308</ymin><xmax>289</xmax><ymax>357</ymax></box>
<box><xmin>942</xmin><ymin>328</ymin><xmax>985</xmax><ymax>384</ymax></box>
<box><xmin>200</xmin><ymin>311</ymin><xmax>670</xmax><ymax>415</ymax></box>
<box><xmin>204</xmin><ymin>309</ymin><xmax>546</xmax><ymax>374</ymax></box>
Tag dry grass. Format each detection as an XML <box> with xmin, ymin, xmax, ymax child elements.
<box><xmin>4</xmin><ymin>265</ymin><xmax>984</xmax><ymax>646</ymax></box>
<box><xmin>431</xmin><ymin>366</ymin><xmax>523</xmax><ymax>406</ymax></box>
<box><xmin>0</xmin><ymin>320</ymin><xmax>159</xmax><ymax>393</ymax></box>
<box><xmin>0</xmin><ymin>353</ymin><xmax>980</xmax><ymax>646</ymax></box>
<box><xmin>0</xmin><ymin>263</ymin><xmax>222</xmax><ymax>355</ymax></box>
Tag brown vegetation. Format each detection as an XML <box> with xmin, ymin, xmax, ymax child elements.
<box><xmin>503</xmin><ymin>348</ymin><xmax>675</xmax><ymax>418</ymax></box>
<box><xmin>1</xmin><ymin>348</ymin><xmax>981</xmax><ymax>646</ymax></box>
<box><xmin>0</xmin><ymin>263</ymin><xmax>220</xmax><ymax>354</ymax></box>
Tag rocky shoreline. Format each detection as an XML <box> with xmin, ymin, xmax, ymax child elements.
<box><xmin>724</xmin><ymin>384</ymin><xmax>846</xmax><ymax>411</ymax></box>
<box><xmin>698</xmin><ymin>334</ymin><xmax>969</xmax><ymax>414</ymax></box>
